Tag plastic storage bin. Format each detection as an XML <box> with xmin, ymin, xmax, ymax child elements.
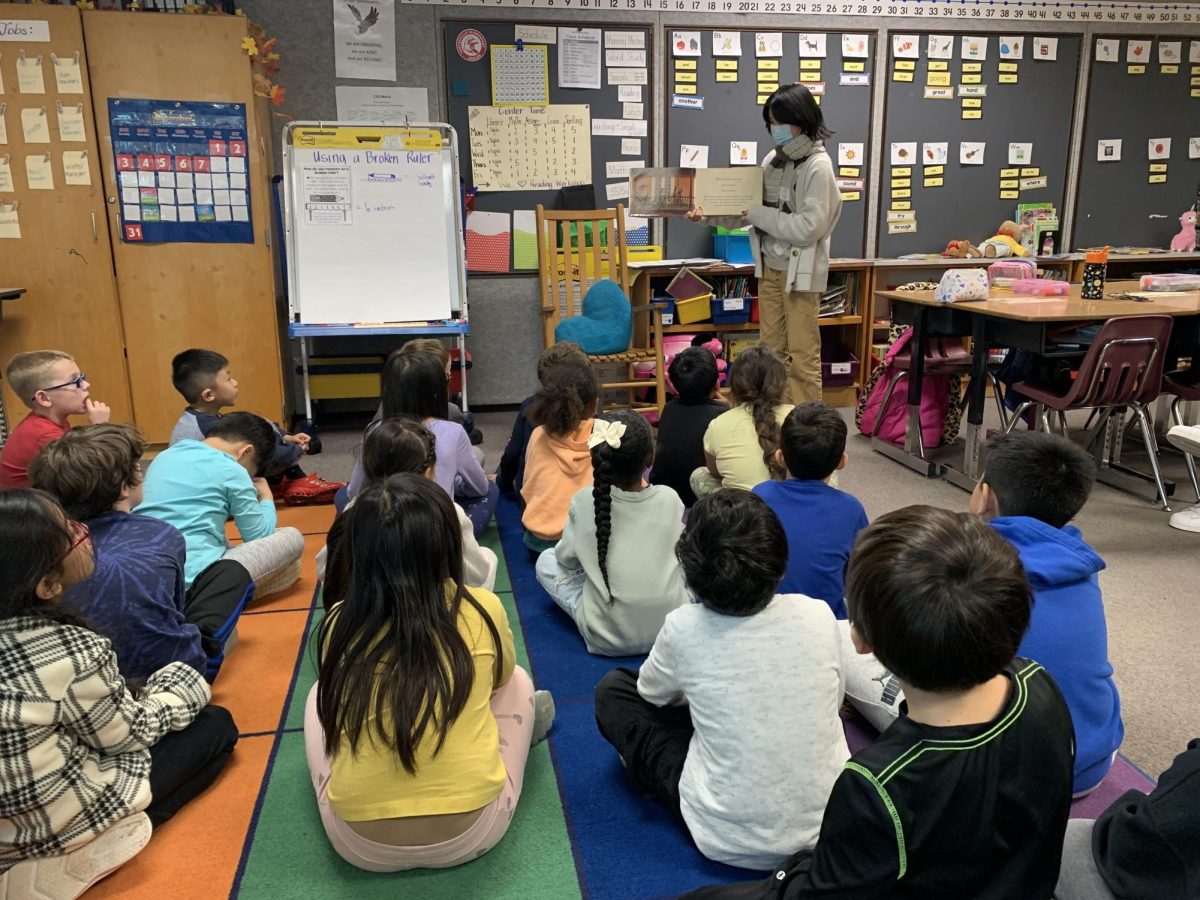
<box><xmin>821</xmin><ymin>343</ymin><xmax>860</xmax><ymax>388</ymax></box>
<box><xmin>674</xmin><ymin>294</ymin><xmax>713</xmax><ymax>325</ymax></box>
<box><xmin>655</xmin><ymin>297</ymin><xmax>677</xmax><ymax>326</ymax></box>
<box><xmin>713</xmin><ymin>233</ymin><xmax>753</xmax><ymax>265</ymax></box>
<box><xmin>712</xmin><ymin>295</ymin><xmax>751</xmax><ymax>325</ymax></box>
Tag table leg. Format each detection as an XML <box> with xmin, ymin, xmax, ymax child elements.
<box><xmin>904</xmin><ymin>304</ymin><xmax>929</xmax><ymax>457</ymax></box>
<box><xmin>870</xmin><ymin>301</ymin><xmax>940</xmax><ymax>478</ymax></box>
<box><xmin>300</xmin><ymin>336</ymin><xmax>313</xmax><ymax>423</ymax></box>
<box><xmin>457</xmin><ymin>333</ymin><xmax>469</xmax><ymax>414</ymax></box>
<box><xmin>943</xmin><ymin>317</ymin><xmax>989</xmax><ymax>492</ymax></box>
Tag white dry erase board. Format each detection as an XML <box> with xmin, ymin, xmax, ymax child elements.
<box><xmin>282</xmin><ymin>122</ymin><xmax>466</xmax><ymax>325</ymax></box>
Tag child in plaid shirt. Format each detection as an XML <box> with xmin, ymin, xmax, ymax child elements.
<box><xmin>0</xmin><ymin>490</ymin><xmax>238</xmax><ymax>899</ymax></box>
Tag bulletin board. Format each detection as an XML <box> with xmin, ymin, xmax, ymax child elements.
<box><xmin>442</xmin><ymin>20</ymin><xmax>655</xmax><ymax>274</ymax></box>
<box><xmin>876</xmin><ymin>32</ymin><xmax>1081</xmax><ymax>258</ymax></box>
<box><xmin>1075</xmin><ymin>36</ymin><xmax>1200</xmax><ymax>250</ymax></box>
<box><xmin>663</xmin><ymin>28</ymin><xmax>876</xmax><ymax>261</ymax></box>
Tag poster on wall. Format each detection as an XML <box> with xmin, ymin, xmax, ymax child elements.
<box><xmin>108</xmin><ymin>99</ymin><xmax>252</xmax><ymax>244</ymax></box>
<box><xmin>332</xmin><ymin>0</ymin><xmax>396</xmax><ymax>81</ymax></box>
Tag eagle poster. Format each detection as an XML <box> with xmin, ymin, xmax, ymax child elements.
<box><xmin>332</xmin><ymin>0</ymin><xmax>396</xmax><ymax>82</ymax></box>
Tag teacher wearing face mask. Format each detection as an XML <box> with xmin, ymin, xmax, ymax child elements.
<box><xmin>686</xmin><ymin>84</ymin><xmax>842</xmax><ymax>404</ymax></box>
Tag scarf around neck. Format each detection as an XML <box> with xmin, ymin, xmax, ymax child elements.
<box><xmin>771</xmin><ymin>133</ymin><xmax>819</xmax><ymax>168</ymax></box>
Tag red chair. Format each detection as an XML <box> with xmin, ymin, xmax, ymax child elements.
<box><xmin>1003</xmin><ymin>315</ymin><xmax>1174</xmax><ymax>509</ymax></box>
<box><xmin>1162</xmin><ymin>367</ymin><xmax>1200</xmax><ymax>501</ymax></box>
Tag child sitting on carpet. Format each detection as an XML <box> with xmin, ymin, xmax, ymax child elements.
<box><xmin>30</xmin><ymin>424</ymin><xmax>253</xmax><ymax>682</ymax></box>
<box><xmin>521</xmin><ymin>362</ymin><xmax>598</xmax><ymax>556</ymax></box>
<box><xmin>753</xmin><ymin>402</ymin><xmax>867</xmax><ymax>619</ymax></box>
<box><xmin>691</xmin><ymin>346</ymin><xmax>794</xmax><ymax>497</ymax></box>
<box><xmin>318</xmin><ymin>418</ymin><xmax>497</xmax><ymax>594</ymax></box>
<box><xmin>683</xmin><ymin>507</ymin><xmax>1075</xmax><ymax>899</ymax></box>
<box><xmin>498</xmin><ymin>341</ymin><xmax>590</xmax><ymax>497</ymax></box>
<box><xmin>536</xmin><ymin>410</ymin><xmax>689</xmax><ymax>656</ymax></box>
<box><xmin>0</xmin><ymin>350</ymin><xmax>110</xmax><ymax>490</ymax></box>
<box><xmin>649</xmin><ymin>347</ymin><xmax>728</xmax><ymax>507</ymax></box>
<box><xmin>0</xmin><ymin>489</ymin><xmax>237</xmax><ymax>898</ymax></box>
<box><xmin>168</xmin><ymin>348</ymin><xmax>343</xmax><ymax>506</ymax></box>
<box><xmin>305</xmin><ymin>473</ymin><xmax>555</xmax><ymax>872</ymax></box>
<box><xmin>841</xmin><ymin>432</ymin><xmax>1121</xmax><ymax>797</ymax></box>
<box><xmin>137</xmin><ymin>412</ymin><xmax>305</xmax><ymax>600</ymax></box>
<box><xmin>346</xmin><ymin>351</ymin><xmax>497</xmax><ymax>537</ymax></box>
<box><xmin>972</xmin><ymin>432</ymin><xmax>1121</xmax><ymax>795</ymax></box>
<box><xmin>594</xmin><ymin>489</ymin><xmax>848</xmax><ymax>870</ymax></box>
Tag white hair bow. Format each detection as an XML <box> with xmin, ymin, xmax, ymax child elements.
<box><xmin>587</xmin><ymin>419</ymin><xmax>627</xmax><ymax>450</ymax></box>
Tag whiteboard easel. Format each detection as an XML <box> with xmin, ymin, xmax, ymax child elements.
<box><xmin>281</xmin><ymin>122</ymin><xmax>470</xmax><ymax>421</ymax></box>
<box><xmin>282</xmin><ymin>121</ymin><xmax>467</xmax><ymax>324</ymax></box>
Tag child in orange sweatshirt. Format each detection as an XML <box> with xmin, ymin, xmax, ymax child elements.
<box><xmin>521</xmin><ymin>363</ymin><xmax>598</xmax><ymax>556</ymax></box>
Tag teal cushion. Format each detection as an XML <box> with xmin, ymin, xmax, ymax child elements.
<box><xmin>554</xmin><ymin>279</ymin><xmax>632</xmax><ymax>355</ymax></box>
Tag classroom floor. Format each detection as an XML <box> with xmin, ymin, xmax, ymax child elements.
<box><xmin>92</xmin><ymin>401</ymin><xmax>1194</xmax><ymax>897</ymax></box>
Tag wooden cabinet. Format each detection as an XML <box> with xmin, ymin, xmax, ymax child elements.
<box><xmin>0</xmin><ymin>4</ymin><xmax>133</xmax><ymax>427</ymax></box>
<box><xmin>0</xmin><ymin>5</ymin><xmax>283</xmax><ymax>445</ymax></box>
<box><xmin>83</xmin><ymin>11</ymin><xmax>283</xmax><ymax>443</ymax></box>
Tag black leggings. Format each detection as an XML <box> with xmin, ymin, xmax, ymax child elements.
<box><xmin>146</xmin><ymin>705</ymin><xmax>239</xmax><ymax>827</ymax></box>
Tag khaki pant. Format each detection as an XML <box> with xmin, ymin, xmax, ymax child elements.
<box><xmin>757</xmin><ymin>266</ymin><xmax>823</xmax><ymax>405</ymax></box>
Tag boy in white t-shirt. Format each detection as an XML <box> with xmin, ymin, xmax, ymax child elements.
<box><xmin>594</xmin><ymin>489</ymin><xmax>849</xmax><ymax>871</ymax></box>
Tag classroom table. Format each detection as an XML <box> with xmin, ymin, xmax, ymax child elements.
<box><xmin>288</xmin><ymin>321</ymin><xmax>470</xmax><ymax>423</ymax></box>
<box><xmin>872</xmin><ymin>280</ymin><xmax>1200</xmax><ymax>496</ymax></box>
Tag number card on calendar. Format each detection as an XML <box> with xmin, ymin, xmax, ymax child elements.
<box><xmin>108</xmin><ymin>99</ymin><xmax>252</xmax><ymax>244</ymax></box>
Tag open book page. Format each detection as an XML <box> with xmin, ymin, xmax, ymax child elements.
<box><xmin>694</xmin><ymin>167</ymin><xmax>763</xmax><ymax>216</ymax></box>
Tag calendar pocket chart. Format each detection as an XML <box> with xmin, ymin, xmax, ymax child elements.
<box><xmin>108</xmin><ymin>98</ymin><xmax>252</xmax><ymax>244</ymax></box>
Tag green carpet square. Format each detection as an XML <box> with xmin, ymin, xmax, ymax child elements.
<box><xmin>236</xmin><ymin>733</ymin><xmax>579</xmax><ymax>899</ymax></box>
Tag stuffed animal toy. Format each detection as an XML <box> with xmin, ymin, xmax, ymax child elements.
<box><xmin>554</xmin><ymin>279</ymin><xmax>632</xmax><ymax>355</ymax></box>
<box><xmin>944</xmin><ymin>239</ymin><xmax>982</xmax><ymax>258</ymax></box>
<box><xmin>1170</xmin><ymin>210</ymin><xmax>1197</xmax><ymax>253</ymax></box>
<box><xmin>980</xmin><ymin>220</ymin><xmax>1031</xmax><ymax>258</ymax></box>
<box><xmin>661</xmin><ymin>335</ymin><xmax>728</xmax><ymax>396</ymax></box>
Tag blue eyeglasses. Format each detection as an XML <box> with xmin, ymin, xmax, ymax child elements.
<box><xmin>37</xmin><ymin>373</ymin><xmax>87</xmax><ymax>398</ymax></box>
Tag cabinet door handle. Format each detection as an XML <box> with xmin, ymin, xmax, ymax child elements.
<box><xmin>91</xmin><ymin>213</ymin><xmax>97</xmax><ymax>242</ymax></box>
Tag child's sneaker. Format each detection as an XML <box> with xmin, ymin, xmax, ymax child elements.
<box><xmin>0</xmin><ymin>812</ymin><xmax>151</xmax><ymax>899</ymax></box>
<box><xmin>1166</xmin><ymin>424</ymin><xmax>1200</xmax><ymax>457</ymax></box>
<box><xmin>531</xmin><ymin>690</ymin><xmax>556</xmax><ymax>746</ymax></box>
<box><xmin>1169</xmin><ymin>504</ymin><xmax>1200</xmax><ymax>533</ymax></box>
<box><xmin>281</xmin><ymin>473</ymin><xmax>344</xmax><ymax>506</ymax></box>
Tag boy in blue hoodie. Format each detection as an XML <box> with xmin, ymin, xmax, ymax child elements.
<box><xmin>970</xmin><ymin>431</ymin><xmax>1122</xmax><ymax>794</ymax></box>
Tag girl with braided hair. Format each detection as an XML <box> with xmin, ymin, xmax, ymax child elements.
<box><xmin>535</xmin><ymin>410</ymin><xmax>690</xmax><ymax>656</ymax></box>
<box><xmin>690</xmin><ymin>345</ymin><xmax>794</xmax><ymax>497</ymax></box>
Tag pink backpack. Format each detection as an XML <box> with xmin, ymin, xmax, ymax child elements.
<box><xmin>857</xmin><ymin>327</ymin><xmax>950</xmax><ymax>449</ymax></box>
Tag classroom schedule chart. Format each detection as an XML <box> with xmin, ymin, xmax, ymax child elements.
<box><xmin>108</xmin><ymin>99</ymin><xmax>253</xmax><ymax>244</ymax></box>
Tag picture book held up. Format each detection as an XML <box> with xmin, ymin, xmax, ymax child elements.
<box><xmin>629</xmin><ymin>166</ymin><xmax>763</xmax><ymax>217</ymax></box>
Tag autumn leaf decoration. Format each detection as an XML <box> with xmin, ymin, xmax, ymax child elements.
<box><xmin>182</xmin><ymin>4</ymin><xmax>291</xmax><ymax>118</ymax></box>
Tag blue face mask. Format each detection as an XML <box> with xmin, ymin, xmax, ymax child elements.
<box><xmin>770</xmin><ymin>124</ymin><xmax>794</xmax><ymax>146</ymax></box>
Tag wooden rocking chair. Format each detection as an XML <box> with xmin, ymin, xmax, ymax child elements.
<box><xmin>535</xmin><ymin>204</ymin><xmax>666</xmax><ymax>419</ymax></box>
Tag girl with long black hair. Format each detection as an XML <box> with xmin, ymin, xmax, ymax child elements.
<box><xmin>535</xmin><ymin>410</ymin><xmax>690</xmax><ymax>656</ymax></box>
<box><xmin>306</xmin><ymin>473</ymin><xmax>554</xmax><ymax>870</ymax></box>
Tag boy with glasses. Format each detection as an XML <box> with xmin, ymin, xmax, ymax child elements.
<box><xmin>0</xmin><ymin>350</ymin><xmax>111</xmax><ymax>489</ymax></box>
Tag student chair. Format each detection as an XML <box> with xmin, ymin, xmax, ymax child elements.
<box><xmin>535</xmin><ymin>204</ymin><xmax>666</xmax><ymax>419</ymax></box>
<box><xmin>1003</xmin><ymin>315</ymin><xmax>1174</xmax><ymax>509</ymax></box>
<box><xmin>1162</xmin><ymin>367</ymin><xmax>1200</xmax><ymax>501</ymax></box>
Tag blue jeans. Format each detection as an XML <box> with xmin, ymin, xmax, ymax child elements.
<box><xmin>458</xmin><ymin>479</ymin><xmax>499</xmax><ymax>539</ymax></box>
<box><xmin>535</xmin><ymin>547</ymin><xmax>586</xmax><ymax>621</ymax></box>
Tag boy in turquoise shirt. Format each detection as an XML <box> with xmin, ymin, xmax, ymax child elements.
<box><xmin>138</xmin><ymin>412</ymin><xmax>304</xmax><ymax>599</ymax></box>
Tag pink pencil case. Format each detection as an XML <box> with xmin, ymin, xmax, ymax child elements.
<box><xmin>1139</xmin><ymin>273</ymin><xmax>1200</xmax><ymax>291</ymax></box>
<box><xmin>1011</xmin><ymin>279</ymin><xmax>1069</xmax><ymax>296</ymax></box>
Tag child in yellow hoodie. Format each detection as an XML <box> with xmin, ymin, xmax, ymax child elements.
<box><xmin>521</xmin><ymin>363</ymin><xmax>597</xmax><ymax>556</ymax></box>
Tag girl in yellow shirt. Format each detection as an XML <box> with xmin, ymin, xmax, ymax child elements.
<box><xmin>304</xmin><ymin>473</ymin><xmax>555</xmax><ymax>870</ymax></box>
